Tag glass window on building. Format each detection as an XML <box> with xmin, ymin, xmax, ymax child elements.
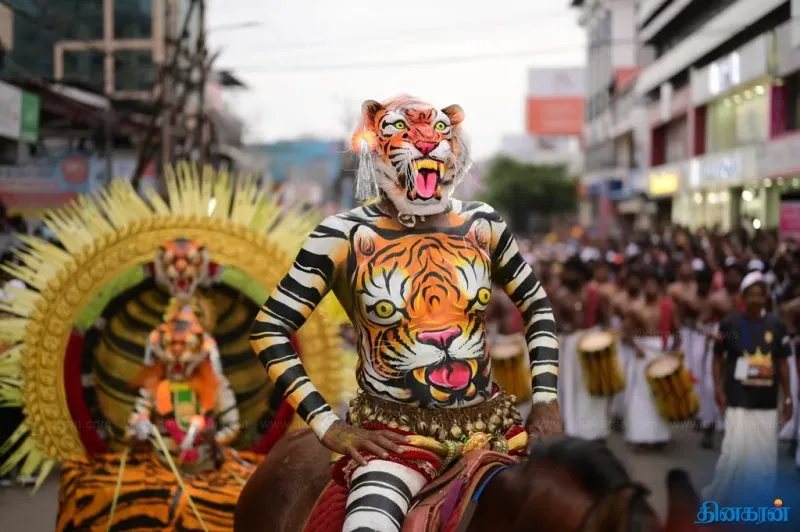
<box><xmin>665</xmin><ymin>117</ymin><xmax>687</xmax><ymax>163</ymax></box>
<box><xmin>705</xmin><ymin>85</ymin><xmax>769</xmax><ymax>153</ymax></box>
<box><xmin>734</xmin><ymin>89</ymin><xmax>769</xmax><ymax>145</ymax></box>
<box><xmin>115</xmin><ymin>0</ymin><xmax>153</xmax><ymax>39</ymax></box>
<box><xmin>115</xmin><ymin>50</ymin><xmax>156</xmax><ymax>91</ymax></box>
<box><xmin>3</xmin><ymin>1</ymin><xmax>103</xmax><ymax>80</ymax></box>
<box><xmin>52</xmin><ymin>0</ymin><xmax>104</xmax><ymax>40</ymax></box>
<box><xmin>63</xmin><ymin>50</ymin><xmax>105</xmax><ymax>92</ymax></box>
<box><xmin>706</xmin><ymin>99</ymin><xmax>737</xmax><ymax>153</ymax></box>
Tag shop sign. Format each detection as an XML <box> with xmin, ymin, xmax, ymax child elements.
<box><xmin>709</xmin><ymin>52</ymin><xmax>741</xmax><ymax>96</ymax></box>
<box><xmin>757</xmin><ymin>133</ymin><xmax>800</xmax><ymax>178</ymax></box>
<box><xmin>689</xmin><ymin>152</ymin><xmax>744</xmax><ymax>188</ymax></box>
<box><xmin>0</xmin><ymin>81</ymin><xmax>21</xmax><ymax>140</ymax></box>
<box><xmin>780</xmin><ymin>200</ymin><xmax>800</xmax><ymax>241</ymax></box>
<box><xmin>648</xmin><ymin>171</ymin><xmax>679</xmax><ymax>197</ymax></box>
<box><xmin>0</xmin><ymin>153</ymin><xmax>156</xmax><ymax>211</ymax></box>
<box><xmin>19</xmin><ymin>92</ymin><xmax>40</xmax><ymax>143</ymax></box>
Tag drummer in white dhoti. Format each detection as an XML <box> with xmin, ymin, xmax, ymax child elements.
<box><xmin>677</xmin><ymin>260</ymin><xmax>720</xmax><ymax>448</ymax></box>
<box><xmin>553</xmin><ymin>255</ymin><xmax>612</xmax><ymax>441</ymax></box>
<box><xmin>668</xmin><ymin>260</ymin><xmax>699</xmax><ymax>374</ymax></box>
<box><xmin>704</xmin><ymin>271</ymin><xmax>793</xmax><ymax>505</ymax></box>
<box><xmin>609</xmin><ymin>263</ymin><xmax>644</xmax><ymax>428</ymax></box>
<box><xmin>621</xmin><ymin>266</ymin><xmax>682</xmax><ymax>451</ymax></box>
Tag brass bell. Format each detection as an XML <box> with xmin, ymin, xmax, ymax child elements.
<box><xmin>465</xmin><ymin>422</ymin><xmax>475</xmax><ymax>434</ymax></box>
<box><xmin>508</xmin><ymin>395</ymin><xmax>517</xmax><ymax>404</ymax></box>
<box><xmin>489</xmin><ymin>415</ymin><xmax>502</xmax><ymax>427</ymax></box>
<box><xmin>437</xmin><ymin>428</ymin><xmax>448</xmax><ymax>441</ymax></box>
<box><xmin>367</xmin><ymin>414</ymin><xmax>377</xmax><ymax>422</ymax></box>
<box><xmin>450</xmin><ymin>425</ymin><xmax>463</xmax><ymax>440</ymax></box>
<box><xmin>399</xmin><ymin>415</ymin><xmax>410</xmax><ymax>425</ymax></box>
<box><xmin>377</xmin><ymin>415</ymin><xmax>387</xmax><ymax>425</ymax></box>
<box><xmin>474</xmin><ymin>420</ymin><xmax>487</xmax><ymax>432</ymax></box>
<box><xmin>388</xmin><ymin>420</ymin><xmax>399</xmax><ymax>429</ymax></box>
<box><xmin>416</xmin><ymin>421</ymin><xmax>428</xmax><ymax>435</ymax></box>
<box><xmin>502</xmin><ymin>417</ymin><xmax>513</xmax><ymax>429</ymax></box>
<box><xmin>487</xmin><ymin>423</ymin><xmax>498</xmax><ymax>434</ymax></box>
<box><xmin>429</xmin><ymin>423</ymin><xmax>441</xmax><ymax>437</ymax></box>
<box><xmin>361</xmin><ymin>406</ymin><xmax>373</xmax><ymax>417</ymax></box>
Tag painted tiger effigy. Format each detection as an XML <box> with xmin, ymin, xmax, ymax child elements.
<box><xmin>250</xmin><ymin>96</ymin><xmax>562</xmax><ymax>531</ymax></box>
<box><xmin>0</xmin><ymin>167</ymin><xmax>345</xmax><ymax>531</ymax></box>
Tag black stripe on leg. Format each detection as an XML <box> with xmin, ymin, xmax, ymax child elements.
<box><xmin>345</xmin><ymin>494</ymin><xmax>404</xmax><ymax>530</ymax></box>
<box><xmin>351</xmin><ymin>471</ymin><xmax>413</xmax><ymax>503</ymax></box>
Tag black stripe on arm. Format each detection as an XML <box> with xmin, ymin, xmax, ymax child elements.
<box><xmin>279</xmin><ymin>275</ymin><xmax>325</xmax><ymax>308</ymax></box>
<box><xmin>488</xmin><ymin>213</ymin><xmax>559</xmax><ymax>398</ymax></box>
<box><xmin>533</xmin><ymin>372</ymin><xmax>558</xmax><ymax>390</ymax></box>
<box><xmin>297</xmin><ymin>392</ymin><xmax>331</xmax><ymax>422</ymax></box>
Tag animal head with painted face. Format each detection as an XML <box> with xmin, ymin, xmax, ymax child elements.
<box><xmin>353</xmin><ymin>95</ymin><xmax>471</xmax><ymax>217</ymax></box>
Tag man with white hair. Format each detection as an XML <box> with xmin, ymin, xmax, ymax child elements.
<box><xmin>704</xmin><ymin>271</ymin><xmax>793</xmax><ymax>504</ymax></box>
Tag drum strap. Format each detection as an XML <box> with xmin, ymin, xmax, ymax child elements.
<box><xmin>585</xmin><ymin>287</ymin><xmax>599</xmax><ymax>329</ymax></box>
<box><xmin>659</xmin><ymin>297</ymin><xmax>673</xmax><ymax>351</ymax></box>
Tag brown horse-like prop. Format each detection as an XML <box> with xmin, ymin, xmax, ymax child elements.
<box><xmin>235</xmin><ymin>431</ymin><xmax>702</xmax><ymax>532</ymax></box>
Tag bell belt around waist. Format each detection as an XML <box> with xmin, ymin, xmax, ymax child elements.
<box><xmin>346</xmin><ymin>388</ymin><xmax>523</xmax><ymax>443</ymax></box>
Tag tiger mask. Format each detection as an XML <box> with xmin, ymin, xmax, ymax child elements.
<box><xmin>154</xmin><ymin>238</ymin><xmax>210</xmax><ymax>299</ymax></box>
<box><xmin>352</xmin><ymin>221</ymin><xmax>493</xmax><ymax>407</ymax></box>
<box><xmin>145</xmin><ymin>306</ymin><xmax>217</xmax><ymax>382</ymax></box>
<box><xmin>354</xmin><ymin>96</ymin><xmax>471</xmax><ymax>217</ymax></box>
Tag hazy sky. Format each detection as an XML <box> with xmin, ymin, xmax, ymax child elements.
<box><xmin>208</xmin><ymin>0</ymin><xmax>585</xmax><ymax>159</ymax></box>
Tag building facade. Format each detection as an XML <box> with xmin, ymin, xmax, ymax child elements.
<box><xmin>572</xmin><ymin>0</ymin><xmax>800</xmax><ymax>232</ymax></box>
<box><xmin>572</xmin><ymin>0</ymin><xmax>645</xmax><ymax>235</ymax></box>
<box><xmin>638</xmin><ymin>0</ymin><xmax>799</xmax><ymax>232</ymax></box>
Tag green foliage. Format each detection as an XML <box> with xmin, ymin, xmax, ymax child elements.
<box><xmin>480</xmin><ymin>156</ymin><xmax>577</xmax><ymax>231</ymax></box>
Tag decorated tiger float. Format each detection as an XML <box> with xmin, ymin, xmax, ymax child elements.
<box><xmin>0</xmin><ymin>164</ymin><xmax>347</xmax><ymax>531</ymax></box>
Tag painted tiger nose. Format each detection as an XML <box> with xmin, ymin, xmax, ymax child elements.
<box><xmin>414</xmin><ymin>141</ymin><xmax>437</xmax><ymax>156</ymax></box>
<box><xmin>418</xmin><ymin>326</ymin><xmax>461</xmax><ymax>349</ymax></box>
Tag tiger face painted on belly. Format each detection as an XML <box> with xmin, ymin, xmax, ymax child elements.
<box><xmin>351</xmin><ymin>219</ymin><xmax>493</xmax><ymax>407</ymax></box>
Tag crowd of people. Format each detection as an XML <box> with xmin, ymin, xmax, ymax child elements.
<box><xmin>519</xmin><ymin>223</ymin><xmax>799</xmax><ymax>504</ymax></box>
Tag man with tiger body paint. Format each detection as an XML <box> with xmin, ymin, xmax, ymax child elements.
<box><xmin>251</xmin><ymin>95</ymin><xmax>561</xmax><ymax>532</ymax></box>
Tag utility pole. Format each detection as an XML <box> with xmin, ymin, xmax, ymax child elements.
<box><xmin>196</xmin><ymin>0</ymin><xmax>207</xmax><ymax>167</ymax></box>
<box><xmin>103</xmin><ymin>0</ymin><xmax>114</xmax><ymax>184</ymax></box>
<box><xmin>132</xmin><ymin>0</ymin><xmax>207</xmax><ymax>190</ymax></box>
<box><xmin>161</xmin><ymin>0</ymin><xmax>174</xmax><ymax>170</ymax></box>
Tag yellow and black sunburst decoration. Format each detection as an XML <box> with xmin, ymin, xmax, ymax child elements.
<box><xmin>0</xmin><ymin>162</ymin><xmax>347</xmax><ymax>489</ymax></box>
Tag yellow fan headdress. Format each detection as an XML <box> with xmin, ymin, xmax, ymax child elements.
<box><xmin>0</xmin><ymin>162</ymin><xmax>345</xmax><ymax>488</ymax></box>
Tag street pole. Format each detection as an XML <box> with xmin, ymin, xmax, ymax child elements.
<box><xmin>104</xmin><ymin>56</ymin><xmax>114</xmax><ymax>185</ymax></box>
<box><xmin>196</xmin><ymin>0</ymin><xmax>207</xmax><ymax>167</ymax></box>
<box><xmin>161</xmin><ymin>0</ymin><xmax>173</xmax><ymax>171</ymax></box>
<box><xmin>104</xmin><ymin>0</ymin><xmax>114</xmax><ymax>184</ymax></box>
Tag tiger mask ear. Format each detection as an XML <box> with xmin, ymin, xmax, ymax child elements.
<box><xmin>442</xmin><ymin>104</ymin><xmax>464</xmax><ymax>127</ymax></box>
<box><xmin>361</xmin><ymin>100</ymin><xmax>385</xmax><ymax>131</ymax></box>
